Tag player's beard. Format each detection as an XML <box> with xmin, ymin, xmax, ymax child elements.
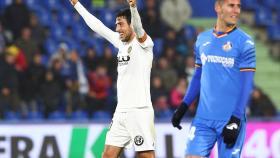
<box><xmin>121</xmin><ymin>29</ymin><xmax>133</xmax><ymax>42</ymax></box>
<box><xmin>226</xmin><ymin>23</ymin><xmax>236</xmax><ymax>28</ymax></box>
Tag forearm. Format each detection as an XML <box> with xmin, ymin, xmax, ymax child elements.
<box><xmin>74</xmin><ymin>2</ymin><xmax>119</xmax><ymax>47</ymax></box>
<box><xmin>130</xmin><ymin>6</ymin><xmax>145</xmax><ymax>38</ymax></box>
<box><xmin>182</xmin><ymin>67</ymin><xmax>202</xmax><ymax>105</ymax></box>
<box><xmin>233</xmin><ymin>71</ymin><xmax>255</xmax><ymax>118</ymax></box>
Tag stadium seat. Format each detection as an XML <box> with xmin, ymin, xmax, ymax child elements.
<box><xmin>184</xmin><ymin>25</ymin><xmax>197</xmax><ymax>40</ymax></box>
<box><xmin>92</xmin><ymin>111</ymin><xmax>111</xmax><ymax>120</ymax></box>
<box><xmin>4</xmin><ymin>111</ymin><xmax>21</xmax><ymax>121</ymax></box>
<box><xmin>71</xmin><ymin>110</ymin><xmax>89</xmax><ymax>120</ymax></box>
<box><xmin>153</xmin><ymin>38</ymin><xmax>163</xmax><ymax>58</ymax></box>
<box><xmin>40</xmin><ymin>54</ymin><xmax>50</xmax><ymax>67</ymax></box>
<box><xmin>25</xmin><ymin>0</ymin><xmax>40</xmax><ymax>10</ymax></box>
<box><xmin>267</xmin><ymin>24</ymin><xmax>280</xmax><ymax>41</ymax></box>
<box><xmin>44</xmin><ymin>38</ymin><xmax>58</xmax><ymax>56</ymax></box>
<box><xmin>60</xmin><ymin>36</ymin><xmax>80</xmax><ymax>51</ymax></box>
<box><xmin>57</xmin><ymin>8</ymin><xmax>73</xmax><ymax>27</ymax></box>
<box><xmin>86</xmin><ymin>37</ymin><xmax>105</xmax><ymax>56</ymax></box>
<box><xmin>48</xmin><ymin>111</ymin><xmax>66</xmax><ymax>120</ymax></box>
<box><xmin>276</xmin><ymin>2</ymin><xmax>280</xmax><ymax>11</ymax></box>
<box><xmin>26</xmin><ymin>111</ymin><xmax>44</xmax><ymax>120</ymax></box>
<box><xmin>254</xmin><ymin>7</ymin><xmax>273</xmax><ymax>27</ymax></box>
<box><xmin>0</xmin><ymin>0</ymin><xmax>12</xmax><ymax>11</ymax></box>
<box><xmin>42</xmin><ymin>0</ymin><xmax>62</xmax><ymax>10</ymax></box>
<box><xmin>72</xmin><ymin>23</ymin><xmax>90</xmax><ymax>41</ymax></box>
<box><xmin>98</xmin><ymin>9</ymin><xmax>116</xmax><ymax>29</ymax></box>
<box><xmin>258</xmin><ymin>0</ymin><xmax>277</xmax><ymax>10</ymax></box>
<box><xmin>79</xmin><ymin>0</ymin><xmax>92</xmax><ymax>8</ymax></box>
<box><xmin>136</xmin><ymin>0</ymin><xmax>145</xmax><ymax>11</ymax></box>
<box><xmin>50</xmin><ymin>23</ymin><xmax>66</xmax><ymax>40</ymax></box>
<box><xmin>277</xmin><ymin>10</ymin><xmax>280</xmax><ymax>24</ymax></box>
<box><xmin>242</xmin><ymin>0</ymin><xmax>259</xmax><ymax>10</ymax></box>
<box><xmin>106</xmin><ymin>43</ymin><xmax>118</xmax><ymax>55</ymax></box>
<box><xmin>31</xmin><ymin>6</ymin><xmax>52</xmax><ymax>27</ymax></box>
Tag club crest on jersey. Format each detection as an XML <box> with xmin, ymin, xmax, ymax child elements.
<box><xmin>127</xmin><ymin>46</ymin><xmax>132</xmax><ymax>54</ymax></box>
<box><xmin>222</xmin><ymin>41</ymin><xmax>232</xmax><ymax>52</ymax></box>
<box><xmin>134</xmin><ymin>135</ymin><xmax>144</xmax><ymax>146</ymax></box>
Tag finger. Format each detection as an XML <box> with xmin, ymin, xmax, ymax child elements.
<box><xmin>177</xmin><ymin>125</ymin><xmax>182</xmax><ymax>130</ymax></box>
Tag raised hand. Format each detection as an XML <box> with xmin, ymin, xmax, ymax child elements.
<box><xmin>69</xmin><ymin>0</ymin><xmax>78</xmax><ymax>6</ymax></box>
<box><xmin>127</xmin><ymin>0</ymin><xmax>136</xmax><ymax>7</ymax></box>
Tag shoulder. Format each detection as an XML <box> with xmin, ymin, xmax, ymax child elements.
<box><xmin>196</xmin><ymin>29</ymin><xmax>213</xmax><ymax>45</ymax></box>
<box><xmin>136</xmin><ymin>35</ymin><xmax>154</xmax><ymax>49</ymax></box>
<box><xmin>235</xmin><ymin>28</ymin><xmax>254</xmax><ymax>42</ymax></box>
<box><xmin>234</xmin><ymin>28</ymin><xmax>255</xmax><ymax>51</ymax></box>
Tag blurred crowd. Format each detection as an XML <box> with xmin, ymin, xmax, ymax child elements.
<box><xmin>0</xmin><ymin>0</ymin><xmax>277</xmax><ymax>120</ymax></box>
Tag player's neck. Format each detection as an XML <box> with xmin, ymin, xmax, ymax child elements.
<box><xmin>125</xmin><ymin>33</ymin><xmax>136</xmax><ymax>44</ymax></box>
<box><xmin>215</xmin><ymin>20</ymin><xmax>235</xmax><ymax>33</ymax></box>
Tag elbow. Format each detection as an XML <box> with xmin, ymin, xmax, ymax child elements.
<box><xmin>134</xmin><ymin>27</ymin><xmax>145</xmax><ymax>38</ymax></box>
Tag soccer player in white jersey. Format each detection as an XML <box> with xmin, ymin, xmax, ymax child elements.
<box><xmin>70</xmin><ymin>0</ymin><xmax>155</xmax><ymax>157</ymax></box>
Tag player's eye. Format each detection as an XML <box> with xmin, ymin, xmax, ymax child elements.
<box><xmin>228</xmin><ymin>3</ymin><xmax>240</xmax><ymax>9</ymax></box>
<box><xmin>228</xmin><ymin>4</ymin><xmax>234</xmax><ymax>7</ymax></box>
<box><xmin>237</xmin><ymin>4</ymin><xmax>241</xmax><ymax>9</ymax></box>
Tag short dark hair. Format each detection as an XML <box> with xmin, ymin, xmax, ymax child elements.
<box><xmin>116</xmin><ymin>8</ymin><xmax>131</xmax><ymax>24</ymax></box>
<box><xmin>216</xmin><ymin>0</ymin><xmax>224</xmax><ymax>4</ymax></box>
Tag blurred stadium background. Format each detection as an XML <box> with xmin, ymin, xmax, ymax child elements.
<box><xmin>0</xmin><ymin>0</ymin><xmax>279</xmax><ymax>157</ymax></box>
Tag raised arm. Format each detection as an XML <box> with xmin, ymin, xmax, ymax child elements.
<box><xmin>70</xmin><ymin>0</ymin><xmax>120</xmax><ymax>48</ymax></box>
<box><xmin>127</xmin><ymin>0</ymin><xmax>147</xmax><ymax>43</ymax></box>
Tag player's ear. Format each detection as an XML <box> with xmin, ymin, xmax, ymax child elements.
<box><xmin>215</xmin><ymin>2</ymin><xmax>221</xmax><ymax>13</ymax></box>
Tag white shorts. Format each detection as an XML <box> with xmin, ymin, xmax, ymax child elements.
<box><xmin>105</xmin><ymin>107</ymin><xmax>156</xmax><ymax>151</ymax></box>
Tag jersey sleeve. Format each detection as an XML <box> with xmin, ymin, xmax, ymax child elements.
<box><xmin>74</xmin><ymin>2</ymin><xmax>120</xmax><ymax>48</ymax></box>
<box><xmin>137</xmin><ymin>34</ymin><xmax>154</xmax><ymax>50</ymax></box>
<box><xmin>239</xmin><ymin>39</ymin><xmax>256</xmax><ymax>72</ymax></box>
<box><xmin>194</xmin><ymin>38</ymin><xmax>202</xmax><ymax>67</ymax></box>
<box><xmin>182</xmin><ymin>67</ymin><xmax>202</xmax><ymax>105</ymax></box>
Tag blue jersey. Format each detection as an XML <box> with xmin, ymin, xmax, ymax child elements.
<box><xmin>194</xmin><ymin>27</ymin><xmax>256</xmax><ymax>121</ymax></box>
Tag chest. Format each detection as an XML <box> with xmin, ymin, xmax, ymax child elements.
<box><xmin>199</xmin><ymin>38</ymin><xmax>240</xmax><ymax>58</ymax></box>
<box><xmin>117</xmin><ymin>43</ymin><xmax>134</xmax><ymax>64</ymax></box>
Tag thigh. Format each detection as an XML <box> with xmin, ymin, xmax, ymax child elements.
<box><xmin>136</xmin><ymin>150</ymin><xmax>155</xmax><ymax>158</ymax></box>
<box><xmin>102</xmin><ymin>145</ymin><xmax>123</xmax><ymax>158</ymax></box>
<box><xmin>126</xmin><ymin>108</ymin><xmax>156</xmax><ymax>152</ymax></box>
<box><xmin>185</xmin><ymin>118</ymin><xmax>217</xmax><ymax>157</ymax></box>
<box><xmin>217</xmin><ymin>119</ymin><xmax>246</xmax><ymax>158</ymax></box>
<box><xmin>105</xmin><ymin>112</ymin><xmax>131</xmax><ymax>148</ymax></box>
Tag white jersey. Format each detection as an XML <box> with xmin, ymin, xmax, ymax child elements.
<box><xmin>75</xmin><ymin>2</ymin><xmax>154</xmax><ymax>112</ymax></box>
<box><xmin>116</xmin><ymin>37</ymin><xmax>153</xmax><ymax>111</ymax></box>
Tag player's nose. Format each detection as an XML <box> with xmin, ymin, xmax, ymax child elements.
<box><xmin>116</xmin><ymin>25</ymin><xmax>121</xmax><ymax>32</ymax></box>
<box><xmin>233</xmin><ymin>5</ymin><xmax>240</xmax><ymax>14</ymax></box>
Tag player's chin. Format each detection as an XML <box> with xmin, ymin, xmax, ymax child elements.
<box><xmin>229</xmin><ymin>19</ymin><xmax>239</xmax><ymax>25</ymax></box>
<box><xmin>120</xmin><ymin>36</ymin><xmax>129</xmax><ymax>42</ymax></box>
<box><xmin>226</xmin><ymin>21</ymin><xmax>238</xmax><ymax>27</ymax></box>
<box><xmin>119</xmin><ymin>36</ymin><xmax>124</xmax><ymax>41</ymax></box>
<box><xmin>120</xmin><ymin>38</ymin><xmax>127</xmax><ymax>42</ymax></box>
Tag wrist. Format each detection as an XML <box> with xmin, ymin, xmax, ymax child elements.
<box><xmin>72</xmin><ymin>1</ymin><xmax>79</xmax><ymax>6</ymax></box>
<box><xmin>178</xmin><ymin>102</ymin><xmax>188</xmax><ymax>113</ymax></box>
<box><xmin>130</xmin><ymin>5</ymin><xmax>137</xmax><ymax>8</ymax></box>
<box><xmin>230</xmin><ymin>115</ymin><xmax>240</xmax><ymax>125</ymax></box>
<box><xmin>180</xmin><ymin>102</ymin><xmax>188</xmax><ymax>108</ymax></box>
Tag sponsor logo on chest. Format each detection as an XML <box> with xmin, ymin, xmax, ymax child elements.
<box><xmin>117</xmin><ymin>46</ymin><xmax>132</xmax><ymax>66</ymax></box>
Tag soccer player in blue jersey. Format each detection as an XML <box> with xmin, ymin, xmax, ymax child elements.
<box><xmin>171</xmin><ymin>0</ymin><xmax>256</xmax><ymax>157</ymax></box>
